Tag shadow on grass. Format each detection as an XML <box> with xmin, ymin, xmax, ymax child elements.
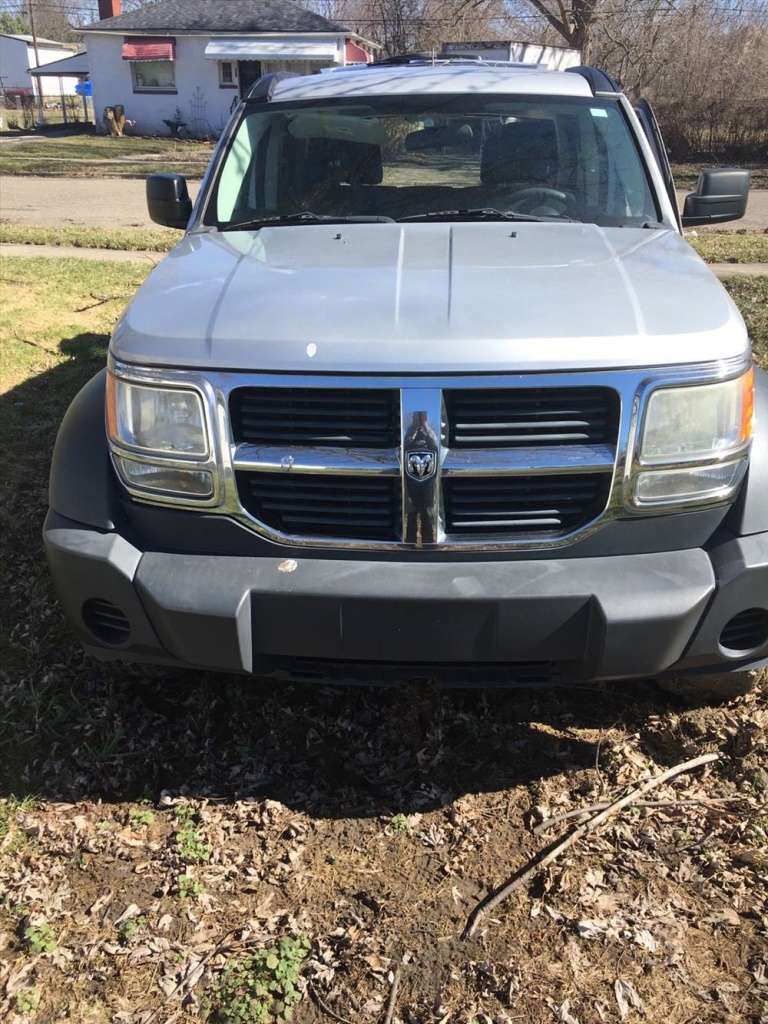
<box><xmin>0</xmin><ymin>333</ymin><xmax>666</xmax><ymax>818</ymax></box>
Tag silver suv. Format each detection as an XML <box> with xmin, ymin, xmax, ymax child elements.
<box><xmin>45</xmin><ymin>60</ymin><xmax>767</xmax><ymax>699</ymax></box>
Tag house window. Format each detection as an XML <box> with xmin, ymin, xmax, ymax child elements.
<box><xmin>219</xmin><ymin>61</ymin><xmax>237</xmax><ymax>88</ymax></box>
<box><xmin>131</xmin><ymin>60</ymin><xmax>176</xmax><ymax>92</ymax></box>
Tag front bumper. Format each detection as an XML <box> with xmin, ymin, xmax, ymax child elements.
<box><xmin>43</xmin><ymin>509</ymin><xmax>768</xmax><ymax>683</ymax></box>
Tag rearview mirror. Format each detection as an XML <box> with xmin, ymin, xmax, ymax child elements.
<box><xmin>146</xmin><ymin>173</ymin><xmax>193</xmax><ymax>229</ymax></box>
<box><xmin>681</xmin><ymin>168</ymin><xmax>749</xmax><ymax>228</ymax></box>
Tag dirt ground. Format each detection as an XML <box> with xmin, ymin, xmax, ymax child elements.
<box><xmin>1</xmin><ymin>174</ymin><xmax>767</xmax><ymax>231</ymax></box>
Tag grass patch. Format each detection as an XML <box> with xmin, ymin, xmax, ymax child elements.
<box><xmin>0</xmin><ymin>223</ymin><xmax>179</xmax><ymax>252</ymax></box>
<box><xmin>0</xmin><ymin>258</ymin><xmax>151</xmax><ymax>779</ymax></box>
<box><xmin>0</xmin><ymin>135</ymin><xmax>213</xmax><ymax>178</ymax></box>
<box><xmin>689</xmin><ymin>232</ymin><xmax>768</xmax><ymax>264</ymax></box>
<box><xmin>723</xmin><ymin>276</ymin><xmax>768</xmax><ymax>367</ymax></box>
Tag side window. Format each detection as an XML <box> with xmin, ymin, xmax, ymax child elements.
<box><xmin>591</xmin><ymin>108</ymin><xmax>655</xmax><ymax>220</ymax></box>
<box><xmin>218</xmin><ymin>62</ymin><xmax>237</xmax><ymax>88</ymax></box>
<box><xmin>214</xmin><ymin>114</ymin><xmax>282</xmax><ymax>222</ymax></box>
<box><xmin>131</xmin><ymin>60</ymin><xmax>176</xmax><ymax>92</ymax></box>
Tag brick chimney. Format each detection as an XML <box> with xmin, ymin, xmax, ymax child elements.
<box><xmin>98</xmin><ymin>0</ymin><xmax>122</xmax><ymax>19</ymax></box>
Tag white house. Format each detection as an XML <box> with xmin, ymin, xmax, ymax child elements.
<box><xmin>0</xmin><ymin>33</ymin><xmax>79</xmax><ymax>99</ymax></box>
<box><xmin>83</xmin><ymin>0</ymin><xmax>377</xmax><ymax>138</ymax></box>
<box><xmin>440</xmin><ymin>41</ymin><xmax>582</xmax><ymax>70</ymax></box>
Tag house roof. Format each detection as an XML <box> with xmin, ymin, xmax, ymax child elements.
<box><xmin>0</xmin><ymin>33</ymin><xmax>78</xmax><ymax>49</ymax></box>
<box><xmin>28</xmin><ymin>50</ymin><xmax>90</xmax><ymax>77</ymax></box>
<box><xmin>83</xmin><ymin>0</ymin><xmax>348</xmax><ymax>35</ymax></box>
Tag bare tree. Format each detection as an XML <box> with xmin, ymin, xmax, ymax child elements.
<box><xmin>508</xmin><ymin>0</ymin><xmax>601</xmax><ymax>59</ymax></box>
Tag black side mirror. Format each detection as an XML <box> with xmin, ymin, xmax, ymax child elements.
<box><xmin>146</xmin><ymin>173</ymin><xmax>193</xmax><ymax>229</ymax></box>
<box><xmin>681</xmin><ymin>168</ymin><xmax>749</xmax><ymax>228</ymax></box>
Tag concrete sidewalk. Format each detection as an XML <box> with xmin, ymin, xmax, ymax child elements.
<box><xmin>1</xmin><ymin>242</ymin><xmax>163</xmax><ymax>263</ymax></box>
<box><xmin>3</xmin><ymin>242</ymin><xmax>766</xmax><ymax>279</ymax></box>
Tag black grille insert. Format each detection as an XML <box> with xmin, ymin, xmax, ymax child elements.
<box><xmin>719</xmin><ymin>608</ymin><xmax>768</xmax><ymax>653</ymax></box>
<box><xmin>258</xmin><ymin>657</ymin><xmax>558</xmax><ymax>687</ymax></box>
<box><xmin>82</xmin><ymin>599</ymin><xmax>131</xmax><ymax>646</ymax></box>
<box><xmin>237</xmin><ymin>472</ymin><xmax>400</xmax><ymax>540</ymax></box>
<box><xmin>444</xmin><ymin>473</ymin><xmax>611</xmax><ymax>534</ymax></box>
<box><xmin>231</xmin><ymin>387</ymin><xmax>399</xmax><ymax>447</ymax></box>
<box><xmin>445</xmin><ymin>386</ymin><xmax>620</xmax><ymax>447</ymax></box>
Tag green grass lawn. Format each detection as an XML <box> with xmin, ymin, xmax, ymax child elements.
<box><xmin>0</xmin><ymin>223</ymin><xmax>180</xmax><ymax>252</ymax></box>
<box><xmin>688</xmin><ymin>232</ymin><xmax>768</xmax><ymax>264</ymax></box>
<box><xmin>724</xmin><ymin>276</ymin><xmax>768</xmax><ymax>366</ymax></box>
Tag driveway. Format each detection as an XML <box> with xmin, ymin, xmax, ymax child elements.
<box><xmin>1</xmin><ymin>175</ymin><xmax>766</xmax><ymax>231</ymax></box>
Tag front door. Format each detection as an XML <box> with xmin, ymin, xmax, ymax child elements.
<box><xmin>238</xmin><ymin>60</ymin><xmax>263</xmax><ymax>99</ymax></box>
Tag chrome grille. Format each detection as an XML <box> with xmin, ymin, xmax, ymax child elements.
<box><xmin>237</xmin><ymin>471</ymin><xmax>401</xmax><ymax>540</ymax></box>
<box><xmin>445</xmin><ymin>386</ymin><xmax>620</xmax><ymax>446</ymax></box>
<box><xmin>444</xmin><ymin>474</ymin><xmax>612</xmax><ymax>534</ymax></box>
<box><xmin>230</xmin><ymin>382</ymin><xmax>620</xmax><ymax>547</ymax></box>
<box><xmin>231</xmin><ymin>387</ymin><xmax>399</xmax><ymax>447</ymax></box>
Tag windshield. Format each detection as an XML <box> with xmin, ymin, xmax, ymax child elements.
<box><xmin>205</xmin><ymin>93</ymin><xmax>658</xmax><ymax>229</ymax></box>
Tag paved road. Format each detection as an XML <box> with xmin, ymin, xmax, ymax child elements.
<box><xmin>1</xmin><ymin>175</ymin><xmax>766</xmax><ymax>231</ymax></box>
<box><xmin>0</xmin><ymin>175</ymin><xmax>201</xmax><ymax>228</ymax></box>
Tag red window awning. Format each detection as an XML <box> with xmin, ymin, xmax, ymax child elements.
<box><xmin>345</xmin><ymin>40</ymin><xmax>371</xmax><ymax>64</ymax></box>
<box><xmin>122</xmin><ymin>36</ymin><xmax>176</xmax><ymax>61</ymax></box>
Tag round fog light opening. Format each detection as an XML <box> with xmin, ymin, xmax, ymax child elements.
<box><xmin>718</xmin><ymin>608</ymin><xmax>768</xmax><ymax>655</ymax></box>
<box><xmin>82</xmin><ymin>599</ymin><xmax>131</xmax><ymax>646</ymax></box>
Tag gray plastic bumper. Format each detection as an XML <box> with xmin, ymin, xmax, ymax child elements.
<box><xmin>43</xmin><ymin>510</ymin><xmax>768</xmax><ymax>682</ymax></box>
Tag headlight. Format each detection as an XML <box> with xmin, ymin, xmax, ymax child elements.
<box><xmin>106</xmin><ymin>373</ymin><xmax>215</xmax><ymax>501</ymax></box>
<box><xmin>633</xmin><ymin>368</ymin><xmax>753</xmax><ymax>507</ymax></box>
<box><xmin>107</xmin><ymin>375</ymin><xmax>208</xmax><ymax>456</ymax></box>
<box><xmin>639</xmin><ymin>368</ymin><xmax>753</xmax><ymax>464</ymax></box>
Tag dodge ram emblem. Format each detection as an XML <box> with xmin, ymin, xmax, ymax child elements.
<box><xmin>406</xmin><ymin>451</ymin><xmax>436</xmax><ymax>480</ymax></box>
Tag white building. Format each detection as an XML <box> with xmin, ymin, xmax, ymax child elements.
<box><xmin>83</xmin><ymin>0</ymin><xmax>377</xmax><ymax>138</ymax></box>
<box><xmin>441</xmin><ymin>41</ymin><xmax>582</xmax><ymax>71</ymax></box>
<box><xmin>0</xmin><ymin>33</ymin><xmax>79</xmax><ymax>98</ymax></box>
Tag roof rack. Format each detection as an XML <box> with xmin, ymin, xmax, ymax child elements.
<box><xmin>247</xmin><ymin>71</ymin><xmax>300</xmax><ymax>101</ymax></box>
<box><xmin>372</xmin><ymin>54</ymin><xmax>547</xmax><ymax>68</ymax></box>
<box><xmin>565</xmin><ymin>65</ymin><xmax>620</xmax><ymax>95</ymax></box>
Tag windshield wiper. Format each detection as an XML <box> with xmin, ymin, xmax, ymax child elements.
<box><xmin>398</xmin><ymin>208</ymin><xmax>563</xmax><ymax>223</ymax></box>
<box><xmin>223</xmin><ymin>212</ymin><xmax>395</xmax><ymax>230</ymax></box>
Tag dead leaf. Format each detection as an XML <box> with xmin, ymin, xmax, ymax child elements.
<box><xmin>551</xmin><ymin>998</ymin><xmax>581</xmax><ymax>1024</ymax></box>
<box><xmin>114</xmin><ymin>903</ymin><xmax>142</xmax><ymax>926</ymax></box>
<box><xmin>614</xmin><ymin>978</ymin><xmax>645</xmax><ymax>1019</ymax></box>
<box><xmin>702</xmin><ymin>907</ymin><xmax>740</xmax><ymax>927</ymax></box>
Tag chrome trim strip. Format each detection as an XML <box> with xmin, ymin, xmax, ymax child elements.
<box><xmin>232</xmin><ymin>443</ymin><xmax>401</xmax><ymax>475</ymax></box>
<box><xmin>107</xmin><ymin>354</ymin><xmax>753</xmax><ymax>551</ymax></box>
<box><xmin>443</xmin><ymin>444</ymin><xmax>615</xmax><ymax>476</ymax></box>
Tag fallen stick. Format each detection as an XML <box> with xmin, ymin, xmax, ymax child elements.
<box><xmin>382</xmin><ymin>965</ymin><xmax>402</xmax><ymax>1024</ymax></box>
<box><xmin>462</xmin><ymin>752</ymin><xmax>718</xmax><ymax>940</ymax></box>
<box><xmin>142</xmin><ymin>927</ymin><xmax>258</xmax><ymax>1024</ymax></box>
<box><xmin>310</xmin><ymin>983</ymin><xmax>354</xmax><ymax>1024</ymax></box>
<box><xmin>75</xmin><ymin>292</ymin><xmax>130</xmax><ymax>312</ymax></box>
<box><xmin>532</xmin><ymin>795</ymin><xmax>743</xmax><ymax>835</ymax></box>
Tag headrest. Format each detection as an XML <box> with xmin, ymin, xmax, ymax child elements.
<box><xmin>481</xmin><ymin>119</ymin><xmax>559</xmax><ymax>186</ymax></box>
<box><xmin>404</xmin><ymin>124</ymin><xmax>473</xmax><ymax>151</ymax></box>
<box><xmin>304</xmin><ymin>138</ymin><xmax>383</xmax><ymax>186</ymax></box>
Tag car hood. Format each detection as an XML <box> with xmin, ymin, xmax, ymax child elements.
<box><xmin>112</xmin><ymin>222</ymin><xmax>748</xmax><ymax>373</ymax></box>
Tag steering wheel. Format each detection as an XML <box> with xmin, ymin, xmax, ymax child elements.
<box><xmin>507</xmin><ymin>186</ymin><xmax>573</xmax><ymax>217</ymax></box>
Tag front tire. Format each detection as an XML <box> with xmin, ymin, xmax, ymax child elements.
<box><xmin>655</xmin><ymin>668</ymin><xmax>766</xmax><ymax>705</ymax></box>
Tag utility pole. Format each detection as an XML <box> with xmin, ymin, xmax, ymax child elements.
<box><xmin>27</xmin><ymin>0</ymin><xmax>45</xmax><ymax>125</ymax></box>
